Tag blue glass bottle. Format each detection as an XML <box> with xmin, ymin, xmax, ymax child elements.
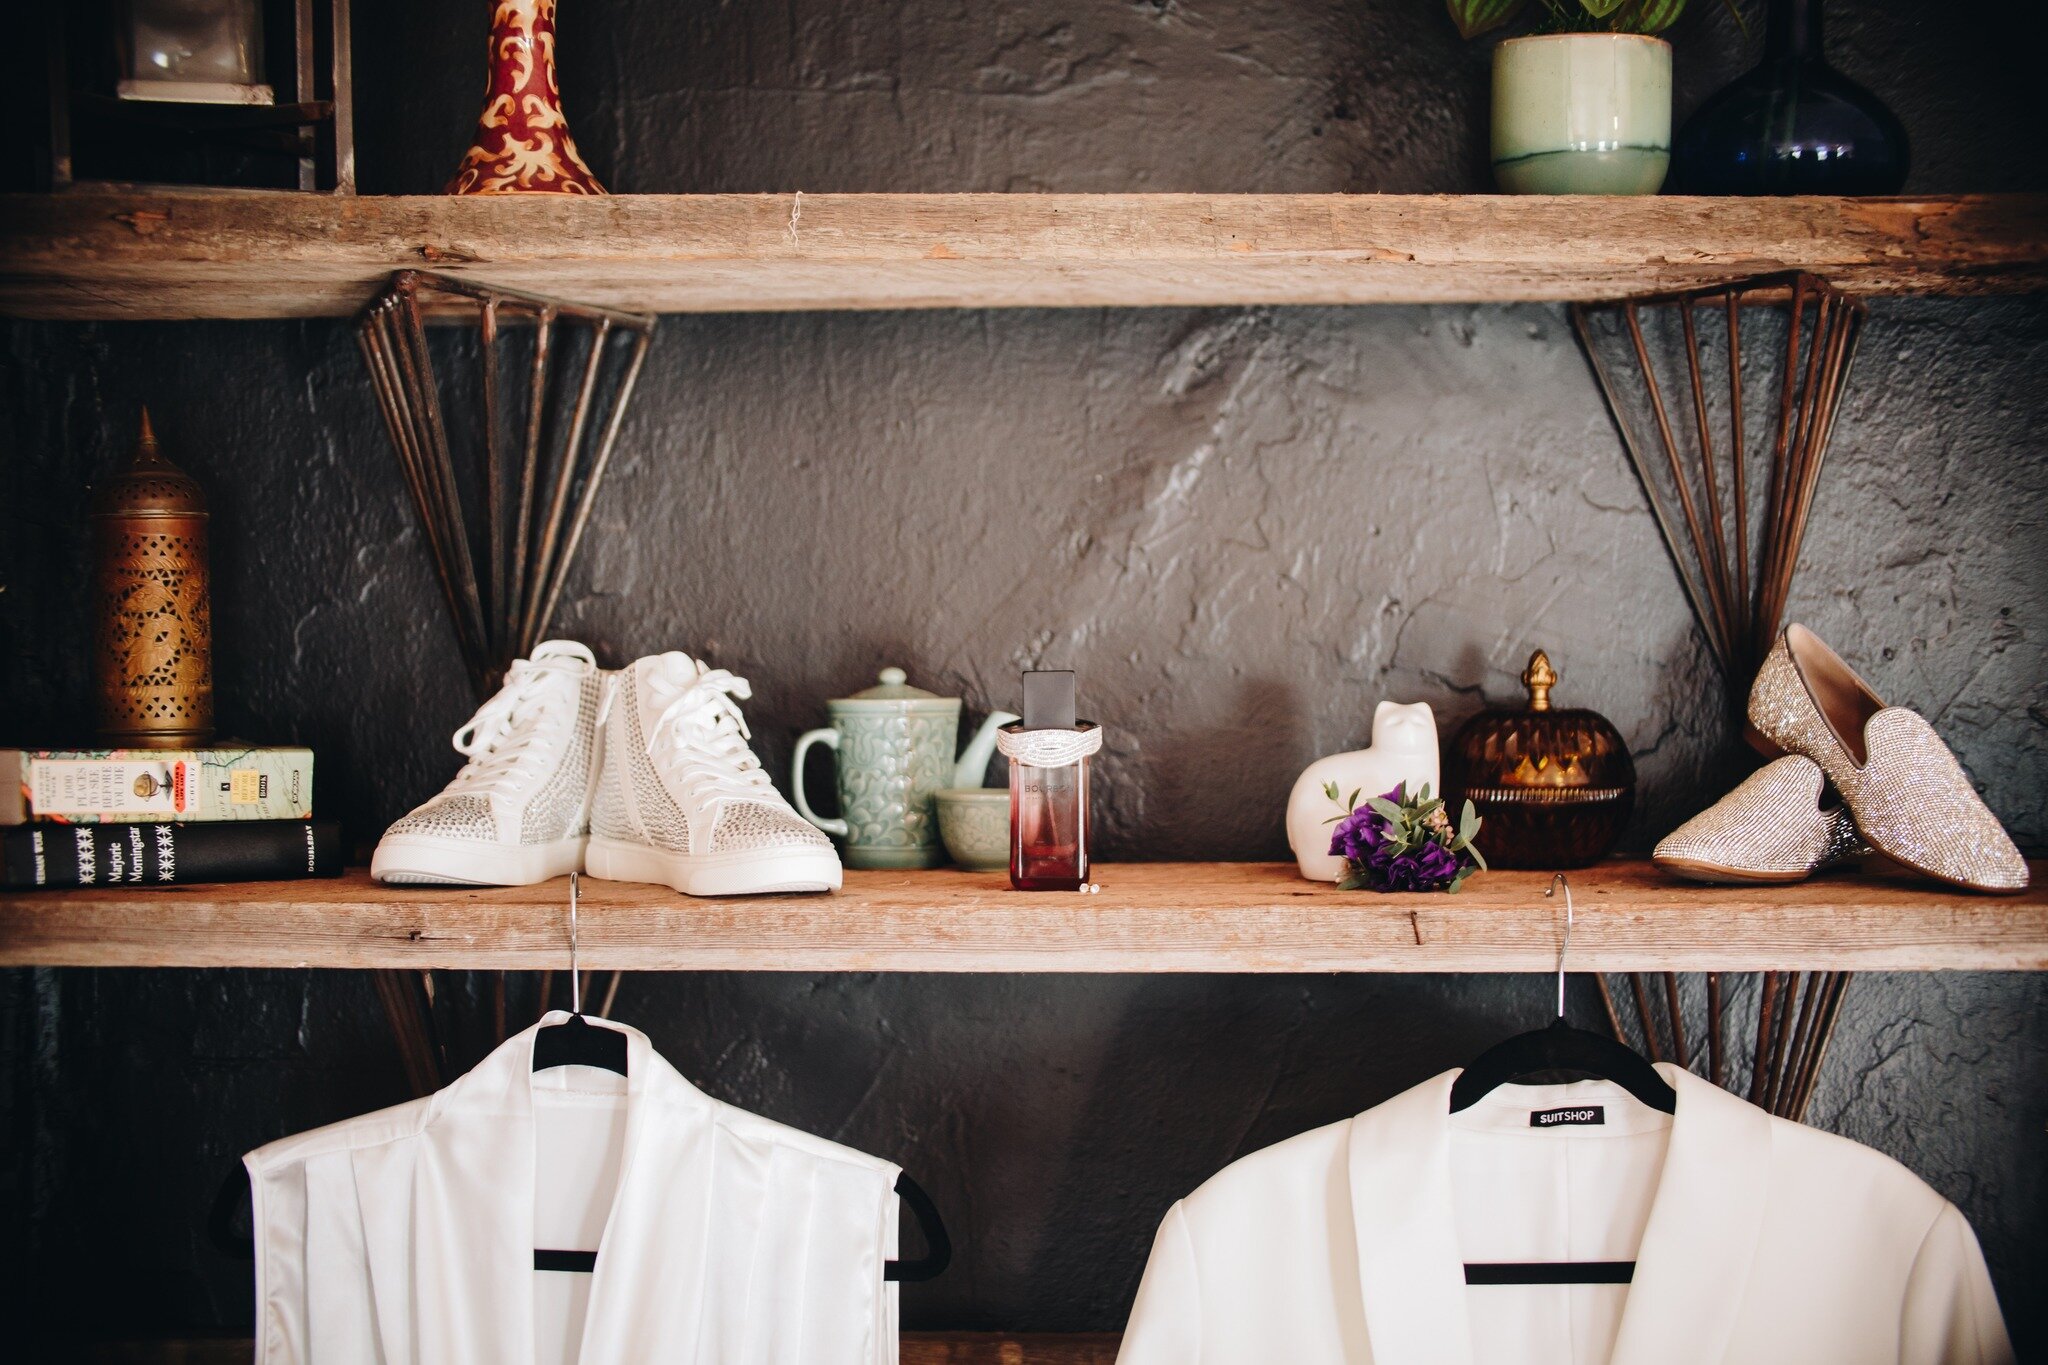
<box><xmin>1670</xmin><ymin>0</ymin><xmax>1908</xmax><ymax>195</ymax></box>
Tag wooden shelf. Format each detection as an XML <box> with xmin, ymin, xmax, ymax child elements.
<box><xmin>3</xmin><ymin>192</ymin><xmax>2043</xmax><ymax>320</ymax></box>
<box><xmin>2</xmin><ymin>860</ymin><xmax>2042</xmax><ymax>973</ymax></box>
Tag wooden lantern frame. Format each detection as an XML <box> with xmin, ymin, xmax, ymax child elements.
<box><xmin>46</xmin><ymin>0</ymin><xmax>356</xmax><ymax>193</ymax></box>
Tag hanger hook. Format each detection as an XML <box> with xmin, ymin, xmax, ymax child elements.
<box><xmin>568</xmin><ymin>872</ymin><xmax>581</xmax><ymax>1015</ymax></box>
<box><xmin>1545</xmin><ymin>872</ymin><xmax>1573</xmax><ymax>1019</ymax></box>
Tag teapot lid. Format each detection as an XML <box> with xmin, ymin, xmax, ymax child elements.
<box><xmin>840</xmin><ymin>667</ymin><xmax>950</xmax><ymax>704</ymax></box>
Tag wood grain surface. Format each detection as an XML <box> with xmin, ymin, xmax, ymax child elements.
<box><xmin>3</xmin><ymin>861</ymin><xmax>2042</xmax><ymax>972</ymax></box>
<box><xmin>3</xmin><ymin>192</ymin><xmax>2043</xmax><ymax>319</ymax></box>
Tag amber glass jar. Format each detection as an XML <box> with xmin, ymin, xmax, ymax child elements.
<box><xmin>1445</xmin><ymin>650</ymin><xmax>1633</xmax><ymax>868</ymax></box>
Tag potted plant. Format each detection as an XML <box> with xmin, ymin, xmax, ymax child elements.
<box><xmin>1450</xmin><ymin>1</ymin><xmax>1725</xmax><ymax>194</ymax></box>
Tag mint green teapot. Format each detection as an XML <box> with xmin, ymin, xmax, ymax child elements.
<box><xmin>792</xmin><ymin>668</ymin><xmax>1019</xmax><ymax>869</ymax></box>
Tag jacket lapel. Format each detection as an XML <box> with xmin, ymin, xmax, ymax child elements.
<box><xmin>348</xmin><ymin>1137</ymin><xmax>419</xmax><ymax>1364</ymax></box>
<box><xmin>1606</xmin><ymin>1065</ymin><xmax>1771</xmax><ymax>1365</ymax></box>
<box><xmin>1348</xmin><ymin>1070</ymin><xmax>1475</xmax><ymax>1365</ymax></box>
<box><xmin>409</xmin><ymin>1019</ymin><xmax>547</xmax><ymax>1365</ymax></box>
<box><xmin>571</xmin><ymin>1026</ymin><xmax>718</xmax><ymax>1364</ymax></box>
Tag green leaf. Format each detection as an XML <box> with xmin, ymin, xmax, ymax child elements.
<box><xmin>1367</xmin><ymin>797</ymin><xmax>1404</xmax><ymax>822</ymax></box>
<box><xmin>1415</xmin><ymin>782</ymin><xmax>1432</xmax><ymax>803</ymax></box>
<box><xmin>1323</xmin><ymin>780</ymin><xmax>1341</xmax><ymax>805</ymax></box>
<box><xmin>1458</xmin><ymin>801</ymin><xmax>1480</xmax><ymax>844</ymax></box>
<box><xmin>1578</xmin><ymin>0</ymin><xmax>1630</xmax><ymax>17</ymax></box>
<box><xmin>1346</xmin><ymin>789</ymin><xmax>1361</xmax><ymax>812</ymax></box>
<box><xmin>1627</xmin><ymin>0</ymin><xmax>1687</xmax><ymax>32</ymax></box>
<box><xmin>1447</xmin><ymin>0</ymin><xmax>1526</xmax><ymax>40</ymax></box>
<box><xmin>1468</xmin><ymin>841</ymin><xmax>1489</xmax><ymax>872</ymax></box>
<box><xmin>1338</xmin><ymin>871</ymin><xmax>1373</xmax><ymax>892</ymax></box>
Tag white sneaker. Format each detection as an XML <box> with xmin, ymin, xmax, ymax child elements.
<box><xmin>371</xmin><ymin>640</ymin><xmax>606</xmax><ymax>886</ymax></box>
<box><xmin>586</xmin><ymin>652</ymin><xmax>841</xmax><ymax>895</ymax></box>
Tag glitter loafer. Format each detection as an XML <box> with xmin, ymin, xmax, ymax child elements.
<box><xmin>1654</xmin><ymin>756</ymin><xmax>1863</xmax><ymax>885</ymax></box>
<box><xmin>1747</xmin><ymin>625</ymin><xmax>2028</xmax><ymax>894</ymax></box>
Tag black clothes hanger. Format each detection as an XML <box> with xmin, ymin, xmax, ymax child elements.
<box><xmin>1448</xmin><ymin>1016</ymin><xmax>1676</xmax><ymax>1117</ymax></box>
<box><xmin>531</xmin><ymin>875</ymin><xmax>628</xmax><ymax>1077</ymax></box>
<box><xmin>533</xmin><ymin>872</ymin><xmax>628</xmax><ymax>1270</ymax></box>
<box><xmin>1450</xmin><ymin>874</ymin><xmax>1675</xmax><ymax>1287</ymax></box>
<box><xmin>886</xmin><ymin>1172</ymin><xmax>952</xmax><ymax>1283</ymax></box>
<box><xmin>531</xmin><ymin>1011</ymin><xmax>629</xmax><ymax>1074</ymax></box>
<box><xmin>210</xmin><ymin>1162</ymin><xmax>256</xmax><ymax>1259</ymax></box>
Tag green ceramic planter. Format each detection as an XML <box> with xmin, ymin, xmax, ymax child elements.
<box><xmin>1492</xmin><ymin>34</ymin><xmax>1671</xmax><ymax>195</ymax></box>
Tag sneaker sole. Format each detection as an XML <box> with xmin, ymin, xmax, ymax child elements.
<box><xmin>372</xmin><ymin>834</ymin><xmax>586</xmax><ymax>887</ymax></box>
<box><xmin>584</xmin><ymin>836</ymin><xmax>842</xmax><ymax>896</ymax></box>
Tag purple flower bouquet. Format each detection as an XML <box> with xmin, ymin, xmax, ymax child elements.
<box><xmin>1324</xmin><ymin>781</ymin><xmax>1486</xmax><ymax>893</ymax></box>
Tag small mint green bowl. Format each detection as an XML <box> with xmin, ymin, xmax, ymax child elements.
<box><xmin>934</xmin><ymin>789</ymin><xmax>1010</xmax><ymax>871</ymax></box>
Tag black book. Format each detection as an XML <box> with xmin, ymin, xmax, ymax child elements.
<box><xmin>2</xmin><ymin>821</ymin><xmax>342</xmax><ymax>889</ymax></box>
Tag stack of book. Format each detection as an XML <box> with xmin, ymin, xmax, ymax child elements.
<box><xmin>2</xmin><ymin>747</ymin><xmax>341</xmax><ymax>889</ymax></box>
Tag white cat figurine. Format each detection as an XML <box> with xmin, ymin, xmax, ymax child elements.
<box><xmin>1286</xmin><ymin>701</ymin><xmax>1441</xmax><ymax>882</ymax></box>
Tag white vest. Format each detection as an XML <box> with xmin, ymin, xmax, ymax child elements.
<box><xmin>246</xmin><ymin>1014</ymin><xmax>899</xmax><ymax>1364</ymax></box>
<box><xmin>1119</xmin><ymin>1064</ymin><xmax>2011</xmax><ymax>1365</ymax></box>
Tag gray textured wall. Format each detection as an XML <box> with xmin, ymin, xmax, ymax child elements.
<box><xmin>4</xmin><ymin>0</ymin><xmax>2045</xmax><ymax>1351</ymax></box>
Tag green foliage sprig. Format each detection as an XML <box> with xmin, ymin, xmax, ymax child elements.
<box><xmin>1448</xmin><ymin>0</ymin><xmax>1738</xmax><ymax>40</ymax></box>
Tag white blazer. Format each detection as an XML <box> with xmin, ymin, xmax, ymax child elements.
<box><xmin>246</xmin><ymin>1014</ymin><xmax>900</xmax><ymax>1365</ymax></box>
<box><xmin>1119</xmin><ymin>1064</ymin><xmax>2012</xmax><ymax>1365</ymax></box>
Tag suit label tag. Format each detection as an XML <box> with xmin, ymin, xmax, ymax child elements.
<box><xmin>1530</xmin><ymin>1105</ymin><xmax>1605</xmax><ymax>1128</ymax></box>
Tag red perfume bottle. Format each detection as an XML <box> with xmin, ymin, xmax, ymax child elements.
<box><xmin>998</xmin><ymin>671</ymin><xmax>1101</xmax><ymax>891</ymax></box>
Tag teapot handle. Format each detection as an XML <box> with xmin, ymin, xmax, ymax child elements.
<box><xmin>790</xmin><ymin>728</ymin><xmax>849</xmax><ymax>837</ymax></box>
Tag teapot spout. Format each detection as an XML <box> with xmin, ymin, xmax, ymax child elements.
<box><xmin>954</xmin><ymin>710</ymin><xmax>1021</xmax><ymax>788</ymax></box>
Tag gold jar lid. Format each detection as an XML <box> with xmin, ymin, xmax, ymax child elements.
<box><xmin>92</xmin><ymin>409</ymin><xmax>207</xmax><ymax>519</ymax></box>
<box><xmin>1447</xmin><ymin>648</ymin><xmax>1634</xmax><ymax>800</ymax></box>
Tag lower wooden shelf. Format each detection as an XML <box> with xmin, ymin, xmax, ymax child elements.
<box><xmin>2</xmin><ymin>860</ymin><xmax>2042</xmax><ymax>972</ymax></box>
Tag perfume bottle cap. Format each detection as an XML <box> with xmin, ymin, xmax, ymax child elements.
<box><xmin>1022</xmin><ymin>670</ymin><xmax>1077</xmax><ymax>730</ymax></box>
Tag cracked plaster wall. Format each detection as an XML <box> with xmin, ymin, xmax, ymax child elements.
<box><xmin>3</xmin><ymin>0</ymin><xmax>2045</xmax><ymax>1350</ymax></box>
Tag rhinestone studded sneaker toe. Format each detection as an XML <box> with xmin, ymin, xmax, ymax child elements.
<box><xmin>1747</xmin><ymin>625</ymin><xmax>2028</xmax><ymax>894</ymax></box>
<box><xmin>371</xmin><ymin>640</ymin><xmax>606</xmax><ymax>886</ymax></box>
<box><xmin>585</xmin><ymin>651</ymin><xmax>841</xmax><ymax>896</ymax></box>
<box><xmin>1654</xmin><ymin>756</ymin><xmax>1864</xmax><ymax>885</ymax></box>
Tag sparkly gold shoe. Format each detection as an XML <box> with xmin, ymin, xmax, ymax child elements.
<box><xmin>1748</xmin><ymin>625</ymin><xmax>2028</xmax><ymax>894</ymax></box>
<box><xmin>1654</xmin><ymin>756</ymin><xmax>1863</xmax><ymax>884</ymax></box>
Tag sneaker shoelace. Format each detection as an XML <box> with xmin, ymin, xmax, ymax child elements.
<box><xmin>641</xmin><ymin>662</ymin><xmax>782</xmax><ymax>816</ymax></box>
<box><xmin>444</xmin><ymin>652</ymin><xmax>587</xmax><ymax>800</ymax></box>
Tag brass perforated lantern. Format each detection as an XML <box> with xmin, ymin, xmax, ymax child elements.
<box><xmin>1444</xmin><ymin>649</ymin><xmax>1634</xmax><ymax>869</ymax></box>
<box><xmin>91</xmin><ymin>410</ymin><xmax>214</xmax><ymax>746</ymax></box>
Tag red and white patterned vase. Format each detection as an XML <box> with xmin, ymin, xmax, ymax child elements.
<box><xmin>445</xmin><ymin>0</ymin><xmax>607</xmax><ymax>195</ymax></box>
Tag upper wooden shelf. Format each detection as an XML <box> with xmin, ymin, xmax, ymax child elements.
<box><xmin>3</xmin><ymin>192</ymin><xmax>2043</xmax><ymax>320</ymax></box>
<box><xmin>2</xmin><ymin>861</ymin><xmax>2041</xmax><ymax>973</ymax></box>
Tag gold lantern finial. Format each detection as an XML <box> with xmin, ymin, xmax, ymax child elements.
<box><xmin>1521</xmin><ymin>649</ymin><xmax>1558</xmax><ymax>712</ymax></box>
